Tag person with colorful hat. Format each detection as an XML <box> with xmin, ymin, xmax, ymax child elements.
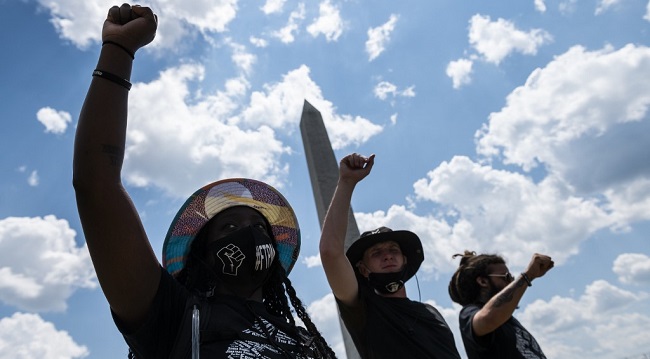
<box><xmin>318</xmin><ymin>153</ymin><xmax>461</xmax><ymax>358</ymax></box>
<box><xmin>448</xmin><ymin>251</ymin><xmax>553</xmax><ymax>359</ymax></box>
<box><xmin>73</xmin><ymin>4</ymin><xmax>335</xmax><ymax>358</ymax></box>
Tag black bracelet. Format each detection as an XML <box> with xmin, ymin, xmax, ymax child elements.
<box><xmin>103</xmin><ymin>40</ymin><xmax>135</xmax><ymax>59</ymax></box>
<box><xmin>92</xmin><ymin>69</ymin><xmax>132</xmax><ymax>91</ymax></box>
<box><xmin>520</xmin><ymin>272</ymin><xmax>533</xmax><ymax>287</ymax></box>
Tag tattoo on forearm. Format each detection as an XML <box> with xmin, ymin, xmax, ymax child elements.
<box><xmin>493</xmin><ymin>277</ymin><xmax>526</xmax><ymax>308</ymax></box>
<box><xmin>102</xmin><ymin>144</ymin><xmax>124</xmax><ymax>166</ymax></box>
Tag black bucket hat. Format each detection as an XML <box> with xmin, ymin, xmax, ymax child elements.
<box><xmin>346</xmin><ymin>226</ymin><xmax>424</xmax><ymax>281</ymax></box>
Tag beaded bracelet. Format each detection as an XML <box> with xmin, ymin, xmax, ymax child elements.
<box><xmin>520</xmin><ymin>272</ymin><xmax>533</xmax><ymax>287</ymax></box>
<box><xmin>102</xmin><ymin>40</ymin><xmax>135</xmax><ymax>59</ymax></box>
<box><xmin>92</xmin><ymin>69</ymin><xmax>132</xmax><ymax>91</ymax></box>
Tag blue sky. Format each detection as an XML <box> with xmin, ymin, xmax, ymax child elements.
<box><xmin>1</xmin><ymin>0</ymin><xmax>650</xmax><ymax>358</ymax></box>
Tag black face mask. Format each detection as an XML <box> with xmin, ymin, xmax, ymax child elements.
<box><xmin>367</xmin><ymin>267</ymin><xmax>408</xmax><ymax>294</ymax></box>
<box><xmin>206</xmin><ymin>225</ymin><xmax>276</xmax><ymax>290</ymax></box>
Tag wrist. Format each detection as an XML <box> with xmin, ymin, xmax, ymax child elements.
<box><xmin>99</xmin><ymin>41</ymin><xmax>135</xmax><ymax>68</ymax></box>
<box><xmin>520</xmin><ymin>272</ymin><xmax>533</xmax><ymax>287</ymax></box>
<box><xmin>103</xmin><ymin>40</ymin><xmax>135</xmax><ymax>59</ymax></box>
<box><xmin>338</xmin><ymin>177</ymin><xmax>359</xmax><ymax>187</ymax></box>
<box><xmin>96</xmin><ymin>47</ymin><xmax>133</xmax><ymax>81</ymax></box>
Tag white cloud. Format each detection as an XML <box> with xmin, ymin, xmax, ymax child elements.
<box><xmin>0</xmin><ymin>269</ymin><xmax>41</xmax><ymax>299</ymax></box>
<box><xmin>375</xmin><ymin>81</ymin><xmax>397</xmax><ymax>98</ymax></box>
<box><xmin>37</xmin><ymin>0</ymin><xmax>107</xmax><ymax>48</ymax></box>
<box><xmin>535</xmin><ymin>0</ymin><xmax>547</xmax><ymax>12</ymax></box>
<box><xmin>595</xmin><ymin>0</ymin><xmax>622</xmax><ymax>15</ymax></box>
<box><xmin>373</xmin><ymin>81</ymin><xmax>416</xmax><ymax>101</ymax></box>
<box><xmin>559</xmin><ymin>0</ymin><xmax>578</xmax><ymax>15</ymax></box>
<box><xmin>302</xmin><ymin>253</ymin><xmax>322</xmax><ymax>268</ymax></box>
<box><xmin>237</xmin><ymin>65</ymin><xmax>383</xmax><ymax>149</ymax></box>
<box><xmin>613</xmin><ymin>253</ymin><xmax>650</xmax><ymax>285</ymax></box>
<box><xmin>390</xmin><ymin>113</ymin><xmax>398</xmax><ymax>125</ymax></box>
<box><xmin>645</xmin><ymin>1</ymin><xmax>650</xmax><ymax>21</ymax></box>
<box><xmin>402</xmin><ymin>87</ymin><xmax>416</xmax><ymax>97</ymax></box>
<box><xmin>37</xmin><ymin>0</ymin><xmax>235</xmax><ymax>51</ymax></box>
<box><xmin>123</xmin><ymin>63</ymin><xmax>288</xmax><ymax>196</ymax></box>
<box><xmin>27</xmin><ymin>171</ymin><xmax>39</xmax><ymax>187</ymax></box>
<box><xmin>475</xmin><ymin>44</ymin><xmax>650</xmax><ymax>208</ymax></box>
<box><xmin>325</xmin><ymin>114</ymin><xmax>384</xmax><ymax>150</ymax></box>
<box><xmin>153</xmin><ymin>0</ymin><xmax>238</xmax><ymax>34</ymax></box>
<box><xmin>250</xmin><ymin>36</ymin><xmax>268</xmax><ymax>48</ymax></box>
<box><xmin>519</xmin><ymin>280</ymin><xmax>650</xmax><ymax>358</ymax></box>
<box><xmin>225</xmin><ymin>39</ymin><xmax>257</xmax><ymax>76</ymax></box>
<box><xmin>122</xmin><ymin>63</ymin><xmax>382</xmax><ymax>197</ymax></box>
<box><xmin>468</xmin><ymin>14</ymin><xmax>552</xmax><ymax>65</ymax></box>
<box><xmin>271</xmin><ymin>3</ymin><xmax>306</xmax><ymax>43</ymax></box>
<box><xmin>236</xmin><ymin>65</ymin><xmax>326</xmax><ymax>130</ymax></box>
<box><xmin>36</xmin><ymin>107</ymin><xmax>71</xmax><ymax>134</ymax></box>
<box><xmin>366</xmin><ymin>14</ymin><xmax>399</xmax><ymax>61</ymax></box>
<box><xmin>307</xmin><ymin>0</ymin><xmax>344</xmax><ymax>42</ymax></box>
<box><xmin>355</xmin><ymin>156</ymin><xmax>610</xmax><ymax>274</ymax></box>
<box><xmin>0</xmin><ymin>312</ymin><xmax>88</xmax><ymax>359</ymax></box>
<box><xmin>604</xmin><ymin>178</ymin><xmax>650</xmax><ymax>229</ymax></box>
<box><xmin>0</xmin><ymin>216</ymin><xmax>96</xmax><ymax>312</ymax></box>
<box><xmin>261</xmin><ymin>0</ymin><xmax>286</xmax><ymax>15</ymax></box>
<box><xmin>446</xmin><ymin>58</ymin><xmax>474</xmax><ymax>89</ymax></box>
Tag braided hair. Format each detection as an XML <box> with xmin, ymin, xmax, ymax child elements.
<box><xmin>263</xmin><ymin>263</ymin><xmax>337</xmax><ymax>358</ymax></box>
<box><xmin>448</xmin><ymin>250</ymin><xmax>505</xmax><ymax>306</ymax></box>
<box><xmin>174</xmin><ymin>221</ymin><xmax>337</xmax><ymax>359</ymax></box>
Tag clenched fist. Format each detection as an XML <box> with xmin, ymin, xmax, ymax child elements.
<box><xmin>103</xmin><ymin>4</ymin><xmax>158</xmax><ymax>56</ymax></box>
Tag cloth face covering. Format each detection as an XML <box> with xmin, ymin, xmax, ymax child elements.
<box><xmin>367</xmin><ymin>267</ymin><xmax>408</xmax><ymax>294</ymax></box>
<box><xmin>207</xmin><ymin>226</ymin><xmax>276</xmax><ymax>289</ymax></box>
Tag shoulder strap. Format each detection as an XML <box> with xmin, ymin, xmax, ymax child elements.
<box><xmin>168</xmin><ymin>295</ymin><xmax>212</xmax><ymax>359</ymax></box>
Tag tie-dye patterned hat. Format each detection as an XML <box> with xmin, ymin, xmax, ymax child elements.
<box><xmin>163</xmin><ymin>178</ymin><xmax>300</xmax><ymax>277</ymax></box>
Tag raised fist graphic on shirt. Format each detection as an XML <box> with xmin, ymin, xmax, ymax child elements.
<box><xmin>216</xmin><ymin>243</ymin><xmax>246</xmax><ymax>275</ymax></box>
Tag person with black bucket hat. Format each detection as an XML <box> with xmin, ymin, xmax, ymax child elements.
<box><xmin>319</xmin><ymin>153</ymin><xmax>461</xmax><ymax>359</ymax></box>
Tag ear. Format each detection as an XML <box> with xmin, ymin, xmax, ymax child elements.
<box><xmin>357</xmin><ymin>262</ymin><xmax>370</xmax><ymax>278</ymax></box>
<box><xmin>476</xmin><ymin>276</ymin><xmax>489</xmax><ymax>288</ymax></box>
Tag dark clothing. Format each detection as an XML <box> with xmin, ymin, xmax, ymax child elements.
<box><xmin>459</xmin><ymin>304</ymin><xmax>546</xmax><ymax>359</ymax></box>
<box><xmin>337</xmin><ymin>284</ymin><xmax>461</xmax><ymax>359</ymax></box>
<box><xmin>113</xmin><ymin>267</ymin><xmax>311</xmax><ymax>359</ymax></box>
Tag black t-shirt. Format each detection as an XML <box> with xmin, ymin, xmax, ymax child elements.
<box><xmin>113</xmin><ymin>267</ymin><xmax>312</xmax><ymax>359</ymax></box>
<box><xmin>337</xmin><ymin>284</ymin><xmax>461</xmax><ymax>359</ymax></box>
<box><xmin>459</xmin><ymin>304</ymin><xmax>546</xmax><ymax>359</ymax></box>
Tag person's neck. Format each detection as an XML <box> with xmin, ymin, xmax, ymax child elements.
<box><xmin>476</xmin><ymin>290</ymin><xmax>492</xmax><ymax>305</ymax></box>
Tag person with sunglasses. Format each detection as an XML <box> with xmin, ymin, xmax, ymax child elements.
<box><xmin>448</xmin><ymin>251</ymin><xmax>554</xmax><ymax>359</ymax></box>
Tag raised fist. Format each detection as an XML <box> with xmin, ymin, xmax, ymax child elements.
<box><xmin>103</xmin><ymin>4</ymin><xmax>158</xmax><ymax>55</ymax></box>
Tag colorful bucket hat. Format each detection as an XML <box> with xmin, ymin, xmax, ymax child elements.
<box><xmin>163</xmin><ymin>178</ymin><xmax>300</xmax><ymax>277</ymax></box>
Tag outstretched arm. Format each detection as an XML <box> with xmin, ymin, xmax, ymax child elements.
<box><xmin>319</xmin><ymin>153</ymin><xmax>375</xmax><ymax>306</ymax></box>
<box><xmin>73</xmin><ymin>4</ymin><xmax>159</xmax><ymax>331</ymax></box>
<box><xmin>472</xmin><ymin>253</ymin><xmax>554</xmax><ymax>336</ymax></box>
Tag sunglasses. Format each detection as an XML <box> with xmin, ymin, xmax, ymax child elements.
<box><xmin>487</xmin><ymin>272</ymin><xmax>514</xmax><ymax>282</ymax></box>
